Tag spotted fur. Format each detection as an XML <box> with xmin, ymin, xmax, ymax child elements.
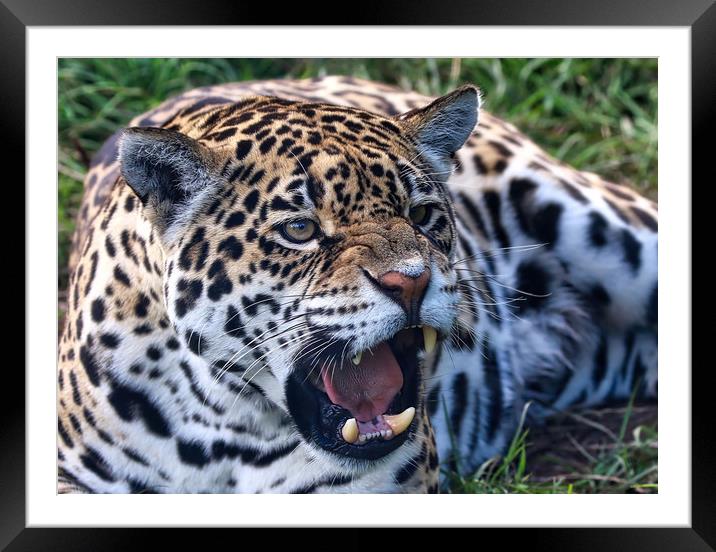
<box><xmin>58</xmin><ymin>76</ymin><xmax>657</xmax><ymax>493</ymax></box>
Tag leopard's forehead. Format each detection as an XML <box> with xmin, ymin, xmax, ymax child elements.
<box><xmin>175</xmin><ymin>96</ymin><xmax>414</xmax><ymax>157</ymax></box>
<box><xmin>172</xmin><ymin>97</ymin><xmax>440</xmax><ymax>227</ymax></box>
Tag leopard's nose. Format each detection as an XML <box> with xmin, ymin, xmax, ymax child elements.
<box><xmin>376</xmin><ymin>269</ymin><xmax>431</xmax><ymax>315</ymax></box>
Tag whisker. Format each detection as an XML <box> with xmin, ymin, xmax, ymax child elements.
<box><xmin>212</xmin><ymin>318</ymin><xmax>310</xmax><ymax>385</ymax></box>
<box><xmin>205</xmin><ymin>318</ymin><xmax>312</xmax><ymax>401</ymax></box>
<box><xmin>451</xmin><ymin>243</ymin><xmax>546</xmax><ymax>265</ymax></box>
<box><xmin>228</xmin><ymin>328</ymin><xmax>324</xmax><ymax>406</ymax></box>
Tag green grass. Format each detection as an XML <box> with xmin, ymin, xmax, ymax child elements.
<box><xmin>58</xmin><ymin>58</ymin><xmax>658</xmax><ymax>493</ymax></box>
<box><xmin>447</xmin><ymin>422</ymin><xmax>658</xmax><ymax>494</ymax></box>
<box><xmin>59</xmin><ymin>58</ymin><xmax>658</xmax><ymax>190</ymax></box>
<box><xmin>445</xmin><ymin>399</ymin><xmax>658</xmax><ymax>494</ymax></box>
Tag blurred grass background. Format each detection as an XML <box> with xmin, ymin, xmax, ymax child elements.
<box><xmin>58</xmin><ymin>58</ymin><xmax>658</xmax><ymax>493</ymax></box>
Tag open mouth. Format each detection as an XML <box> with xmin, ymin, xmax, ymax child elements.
<box><xmin>285</xmin><ymin>325</ymin><xmax>438</xmax><ymax>461</ymax></box>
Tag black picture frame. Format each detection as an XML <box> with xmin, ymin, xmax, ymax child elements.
<box><xmin>7</xmin><ymin>0</ymin><xmax>709</xmax><ymax>548</ymax></box>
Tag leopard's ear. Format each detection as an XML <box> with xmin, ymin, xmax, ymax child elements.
<box><xmin>119</xmin><ymin>127</ymin><xmax>218</xmax><ymax>237</ymax></box>
<box><xmin>397</xmin><ymin>85</ymin><xmax>480</xmax><ymax>179</ymax></box>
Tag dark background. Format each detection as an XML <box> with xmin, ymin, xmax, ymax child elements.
<box><xmin>1</xmin><ymin>0</ymin><xmax>708</xmax><ymax>546</ymax></box>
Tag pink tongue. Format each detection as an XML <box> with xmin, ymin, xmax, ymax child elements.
<box><xmin>321</xmin><ymin>342</ymin><xmax>403</xmax><ymax>423</ymax></box>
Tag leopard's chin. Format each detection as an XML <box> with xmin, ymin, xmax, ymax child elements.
<box><xmin>285</xmin><ymin>326</ymin><xmax>431</xmax><ymax>461</ymax></box>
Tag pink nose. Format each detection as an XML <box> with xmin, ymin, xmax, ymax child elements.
<box><xmin>377</xmin><ymin>270</ymin><xmax>431</xmax><ymax>312</ymax></box>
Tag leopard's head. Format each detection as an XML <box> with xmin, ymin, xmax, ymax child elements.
<box><xmin>119</xmin><ymin>86</ymin><xmax>479</xmax><ymax>467</ymax></box>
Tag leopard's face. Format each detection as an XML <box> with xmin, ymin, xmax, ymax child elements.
<box><xmin>119</xmin><ymin>87</ymin><xmax>478</xmax><ymax>467</ymax></box>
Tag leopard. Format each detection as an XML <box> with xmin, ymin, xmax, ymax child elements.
<box><xmin>57</xmin><ymin>75</ymin><xmax>658</xmax><ymax>493</ymax></box>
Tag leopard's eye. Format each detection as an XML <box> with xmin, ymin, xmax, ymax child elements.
<box><xmin>280</xmin><ymin>219</ymin><xmax>320</xmax><ymax>243</ymax></box>
<box><xmin>409</xmin><ymin>204</ymin><xmax>433</xmax><ymax>226</ymax></box>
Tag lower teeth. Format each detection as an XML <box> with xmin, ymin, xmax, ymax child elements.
<box><xmin>340</xmin><ymin>407</ymin><xmax>416</xmax><ymax>444</ymax></box>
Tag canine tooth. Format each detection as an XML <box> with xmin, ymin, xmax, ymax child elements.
<box><xmin>341</xmin><ymin>418</ymin><xmax>359</xmax><ymax>444</ymax></box>
<box><xmin>383</xmin><ymin>407</ymin><xmax>416</xmax><ymax>437</ymax></box>
<box><xmin>422</xmin><ymin>326</ymin><xmax>437</xmax><ymax>353</ymax></box>
<box><xmin>352</xmin><ymin>351</ymin><xmax>362</xmax><ymax>365</ymax></box>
